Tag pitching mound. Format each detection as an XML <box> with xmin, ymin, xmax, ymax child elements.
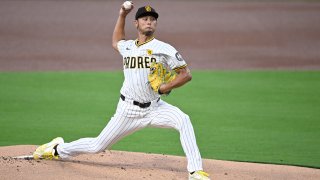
<box><xmin>0</xmin><ymin>145</ymin><xmax>319</xmax><ymax>180</ymax></box>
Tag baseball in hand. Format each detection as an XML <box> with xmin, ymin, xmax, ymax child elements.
<box><xmin>123</xmin><ymin>1</ymin><xmax>133</xmax><ymax>10</ymax></box>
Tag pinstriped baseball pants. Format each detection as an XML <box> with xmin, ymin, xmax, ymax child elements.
<box><xmin>57</xmin><ymin>98</ymin><xmax>203</xmax><ymax>172</ymax></box>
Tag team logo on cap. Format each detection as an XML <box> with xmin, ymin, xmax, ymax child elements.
<box><xmin>145</xmin><ymin>5</ymin><xmax>152</xmax><ymax>12</ymax></box>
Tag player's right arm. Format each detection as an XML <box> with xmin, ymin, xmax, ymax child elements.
<box><xmin>112</xmin><ymin>3</ymin><xmax>134</xmax><ymax>51</ymax></box>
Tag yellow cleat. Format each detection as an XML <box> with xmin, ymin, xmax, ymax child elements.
<box><xmin>33</xmin><ymin>137</ymin><xmax>64</xmax><ymax>160</ymax></box>
<box><xmin>189</xmin><ymin>170</ymin><xmax>210</xmax><ymax>180</ymax></box>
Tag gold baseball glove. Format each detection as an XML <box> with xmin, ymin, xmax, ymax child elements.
<box><xmin>148</xmin><ymin>62</ymin><xmax>176</xmax><ymax>94</ymax></box>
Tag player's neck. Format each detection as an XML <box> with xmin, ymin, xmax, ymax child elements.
<box><xmin>136</xmin><ymin>35</ymin><xmax>154</xmax><ymax>46</ymax></box>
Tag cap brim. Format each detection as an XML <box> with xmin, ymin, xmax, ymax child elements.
<box><xmin>136</xmin><ymin>12</ymin><xmax>159</xmax><ymax>20</ymax></box>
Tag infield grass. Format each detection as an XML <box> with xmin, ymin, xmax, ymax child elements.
<box><xmin>0</xmin><ymin>71</ymin><xmax>319</xmax><ymax>168</ymax></box>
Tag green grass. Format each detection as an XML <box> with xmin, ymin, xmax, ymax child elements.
<box><xmin>0</xmin><ymin>71</ymin><xmax>319</xmax><ymax>168</ymax></box>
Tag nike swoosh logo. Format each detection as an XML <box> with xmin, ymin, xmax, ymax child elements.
<box><xmin>126</xmin><ymin>47</ymin><xmax>131</xmax><ymax>50</ymax></box>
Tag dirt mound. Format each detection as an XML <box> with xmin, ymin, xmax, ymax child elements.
<box><xmin>0</xmin><ymin>145</ymin><xmax>319</xmax><ymax>180</ymax></box>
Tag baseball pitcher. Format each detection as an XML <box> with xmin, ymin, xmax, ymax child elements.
<box><xmin>32</xmin><ymin>2</ymin><xmax>210</xmax><ymax>180</ymax></box>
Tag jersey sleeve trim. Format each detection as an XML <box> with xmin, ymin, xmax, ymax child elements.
<box><xmin>135</xmin><ymin>37</ymin><xmax>155</xmax><ymax>47</ymax></box>
<box><xmin>173</xmin><ymin>64</ymin><xmax>188</xmax><ymax>71</ymax></box>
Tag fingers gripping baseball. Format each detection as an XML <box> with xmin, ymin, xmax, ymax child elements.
<box><xmin>120</xmin><ymin>1</ymin><xmax>134</xmax><ymax>15</ymax></box>
<box><xmin>148</xmin><ymin>62</ymin><xmax>176</xmax><ymax>94</ymax></box>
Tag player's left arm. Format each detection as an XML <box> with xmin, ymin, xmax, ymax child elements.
<box><xmin>159</xmin><ymin>66</ymin><xmax>192</xmax><ymax>94</ymax></box>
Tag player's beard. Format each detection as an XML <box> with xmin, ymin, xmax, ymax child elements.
<box><xmin>141</xmin><ymin>26</ymin><xmax>155</xmax><ymax>36</ymax></box>
<box><xmin>144</xmin><ymin>30</ymin><xmax>154</xmax><ymax>36</ymax></box>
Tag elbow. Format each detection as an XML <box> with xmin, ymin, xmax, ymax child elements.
<box><xmin>112</xmin><ymin>41</ymin><xmax>118</xmax><ymax>51</ymax></box>
<box><xmin>185</xmin><ymin>72</ymin><xmax>192</xmax><ymax>82</ymax></box>
<box><xmin>112</xmin><ymin>43</ymin><xmax>119</xmax><ymax>52</ymax></box>
<box><xmin>178</xmin><ymin>68</ymin><xmax>192</xmax><ymax>82</ymax></box>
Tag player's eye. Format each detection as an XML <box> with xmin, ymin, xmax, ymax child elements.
<box><xmin>150</xmin><ymin>17</ymin><xmax>156</xmax><ymax>21</ymax></box>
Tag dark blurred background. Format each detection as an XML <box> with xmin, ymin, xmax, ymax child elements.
<box><xmin>1</xmin><ymin>0</ymin><xmax>320</xmax><ymax>71</ymax></box>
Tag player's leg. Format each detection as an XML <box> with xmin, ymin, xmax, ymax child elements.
<box><xmin>147</xmin><ymin>100</ymin><xmax>203</xmax><ymax>173</ymax></box>
<box><xmin>57</xmin><ymin>117</ymin><xmax>134</xmax><ymax>158</ymax></box>
<box><xmin>57</xmin><ymin>100</ymin><xmax>146</xmax><ymax>158</ymax></box>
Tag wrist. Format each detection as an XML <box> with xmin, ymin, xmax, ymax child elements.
<box><xmin>119</xmin><ymin>13</ymin><xmax>127</xmax><ymax>18</ymax></box>
<box><xmin>119</xmin><ymin>7</ymin><xmax>131</xmax><ymax>17</ymax></box>
<box><xmin>158</xmin><ymin>88</ymin><xmax>164</xmax><ymax>95</ymax></box>
<box><xmin>159</xmin><ymin>84</ymin><xmax>171</xmax><ymax>95</ymax></box>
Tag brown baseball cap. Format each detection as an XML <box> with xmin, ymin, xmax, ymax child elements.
<box><xmin>135</xmin><ymin>5</ymin><xmax>159</xmax><ymax>20</ymax></box>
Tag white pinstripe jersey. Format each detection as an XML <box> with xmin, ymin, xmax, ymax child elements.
<box><xmin>117</xmin><ymin>37</ymin><xmax>187</xmax><ymax>103</ymax></box>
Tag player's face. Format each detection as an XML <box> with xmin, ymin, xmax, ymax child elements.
<box><xmin>135</xmin><ymin>16</ymin><xmax>157</xmax><ymax>36</ymax></box>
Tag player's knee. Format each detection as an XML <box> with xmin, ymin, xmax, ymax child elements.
<box><xmin>177</xmin><ymin>113</ymin><xmax>192</xmax><ymax>129</ymax></box>
<box><xmin>183</xmin><ymin>114</ymin><xmax>191</xmax><ymax>124</ymax></box>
